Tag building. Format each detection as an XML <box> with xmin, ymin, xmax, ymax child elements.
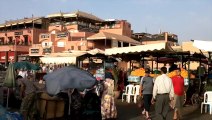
<box><xmin>29</xmin><ymin>11</ymin><xmax>140</xmax><ymax>58</ymax></box>
<box><xmin>0</xmin><ymin>17</ymin><xmax>48</xmax><ymax>64</ymax></box>
<box><xmin>132</xmin><ymin>32</ymin><xmax>178</xmax><ymax>46</ymax></box>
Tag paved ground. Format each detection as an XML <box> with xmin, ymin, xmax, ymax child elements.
<box><xmin>116</xmin><ymin>100</ymin><xmax>212</xmax><ymax>120</ymax></box>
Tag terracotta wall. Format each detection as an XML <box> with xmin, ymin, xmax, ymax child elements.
<box><xmin>100</xmin><ymin>20</ymin><xmax>132</xmax><ymax>37</ymax></box>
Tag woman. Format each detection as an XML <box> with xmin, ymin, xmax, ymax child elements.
<box><xmin>140</xmin><ymin>68</ymin><xmax>153</xmax><ymax>120</ymax></box>
<box><xmin>101</xmin><ymin>77</ymin><xmax>117</xmax><ymax>120</ymax></box>
<box><xmin>81</xmin><ymin>87</ymin><xmax>102</xmax><ymax>120</ymax></box>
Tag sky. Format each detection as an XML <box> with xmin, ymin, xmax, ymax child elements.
<box><xmin>0</xmin><ymin>0</ymin><xmax>212</xmax><ymax>42</ymax></box>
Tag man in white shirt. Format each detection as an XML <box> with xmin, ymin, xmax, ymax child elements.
<box><xmin>152</xmin><ymin>67</ymin><xmax>174</xmax><ymax>120</ymax></box>
<box><xmin>18</xmin><ymin>69</ymin><xmax>28</xmax><ymax>78</ymax></box>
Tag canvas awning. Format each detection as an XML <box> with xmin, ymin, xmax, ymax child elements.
<box><xmin>105</xmin><ymin>42</ymin><xmax>171</xmax><ymax>55</ymax></box>
<box><xmin>193</xmin><ymin>40</ymin><xmax>212</xmax><ymax>52</ymax></box>
<box><xmin>87</xmin><ymin>32</ymin><xmax>140</xmax><ymax>45</ymax></box>
<box><xmin>39</xmin><ymin>49</ymin><xmax>105</xmax><ymax>64</ymax></box>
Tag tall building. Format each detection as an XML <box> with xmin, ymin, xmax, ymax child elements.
<box><xmin>0</xmin><ymin>17</ymin><xmax>48</xmax><ymax>64</ymax></box>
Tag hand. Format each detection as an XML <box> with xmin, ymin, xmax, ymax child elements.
<box><xmin>151</xmin><ymin>98</ymin><xmax>155</xmax><ymax>104</ymax></box>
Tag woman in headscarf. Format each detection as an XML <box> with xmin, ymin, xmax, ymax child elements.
<box><xmin>81</xmin><ymin>87</ymin><xmax>102</xmax><ymax>120</ymax></box>
<box><xmin>101</xmin><ymin>68</ymin><xmax>117</xmax><ymax>120</ymax></box>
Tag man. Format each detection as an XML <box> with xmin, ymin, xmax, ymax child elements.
<box><xmin>140</xmin><ymin>68</ymin><xmax>154</xmax><ymax>120</ymax></box>
<box><xmin>152</xmin><ymin>67</ymin><xmax>174</xmax><ymax>120</ymax></box>
<box><xmin>16</xmin><ymin>75</ymin><xmax>37</xmax><ymax>120</ymax></box>
<box><xmin>171</xmin><ymin>68</ymin><xmax>184</xmax><ymax>120</ymax></box>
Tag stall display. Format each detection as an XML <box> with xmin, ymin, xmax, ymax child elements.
<box><xmin>130</xmin><ymin>68</ymin><xmax>145</xmax><ymax>77</ymax></box>
<box><xmin>127</xmin><ymin>76</ymin><xmax>141</xmax><ymax>83</ymax></box>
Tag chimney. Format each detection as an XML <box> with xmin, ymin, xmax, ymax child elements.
<box><xmin>164</xmin><ymin>32</ymin><xmax>168</xmax><ymax>42</ymax></box>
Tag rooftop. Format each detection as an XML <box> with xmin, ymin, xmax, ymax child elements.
<box><xmin>47</xmin><ymin>10</ymin><xmax>104</xmax><ymax>22</ymax></box>
<box><xmin>0</xmin><ymin>17</ymin><xmax>44</xmax><ymax>28</ymax></box>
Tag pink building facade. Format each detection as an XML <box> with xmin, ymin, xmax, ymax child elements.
<box><xmin>29</xmin><ymin>11</ymin><xmax>136</xmax><ymax>57</ymax></box>
<box><xmin>0</xmin><ymin>17</ymin><xmax>48</xmax><ymax>64</ymax></box>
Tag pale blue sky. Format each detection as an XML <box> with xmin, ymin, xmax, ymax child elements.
<box><xmin>0</xmin><ymin>0</ymin><xmax>212</xmax><ymax>42</ymax></box>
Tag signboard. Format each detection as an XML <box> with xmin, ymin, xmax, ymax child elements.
<box><xmin>56</xmin><ymin>32</ymin><xmax>68</xmax><ymax>38</ymax></box>
<box><xmin>31</xmin><ymin>49</ymin><xmax>39</xmax><ymax>54</ymax></box>
<box><xmin>40</xmin><ymin>34</ymin><xmax>50</xmax><ymax>39</ymax></box>
<box><xmin>14</xmin><ymin>31</ymin><xmax>23</xmax><ymax>36</ymax></box>
<box><xmin>43</xmin><ymin>48</ymin><xmax>52</xmax><ymax>53</ymax></box>
<box><xmin>1</xmin><ymin>56</ymin><xmax>5</xmax><ymax>60</ymax></box>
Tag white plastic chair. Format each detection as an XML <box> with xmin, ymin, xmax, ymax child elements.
<box><xmin>134</xmin><ymin>85</ymin><xmax>140</xmax><ymax>103</ymax></box>
<box><xmin>122</xmin><ymin>84</ymin><xmax>135</xmax><ymax>103</ymax></box>
<box><xmin>201</xmin><ymin>91</ymin><xmax>212</xmax><ymax>114</ymax></box>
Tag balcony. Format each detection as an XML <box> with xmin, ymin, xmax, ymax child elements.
<box><xmin>0</xmin><ymin>42</ymin><xmax>31</xmax><ymax>46</ymax></box>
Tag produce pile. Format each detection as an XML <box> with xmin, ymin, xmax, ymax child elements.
<box><xmin>131</xmin><ymin>68</ymin><xmax>195</xmax><ymax>79</ymax></box>
<box><xmin>168</xmin><ymin>68</ymin><xmax>195</xmax><ymax>79</ymax></box>
<box><xmin>130</xmin><ymin>68</ymin><xmax>160</xmax><ymax>78</ymax></box>
<box><xmin>130</xmin><ymin>68</ymin><xmax>145</xmax><ymax>76</ymax></box>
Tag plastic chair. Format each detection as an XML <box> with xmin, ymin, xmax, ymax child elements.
<box><xmin>122</xmin><ymin>84</ymin><xmax>135</xmax><ymax>103</ymax></box>
<box><xmin>134</xmin><ymin>85</ymin><xmax>140</xmax><ymax>103</ymax></box>
<box><xmin>201</xmin><ymin>91</ymin><xmax>212</xmax><ymax>114</ymax></box>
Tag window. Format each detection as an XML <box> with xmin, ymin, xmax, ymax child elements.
<box><xmin>42</xmin><ymin>42</ymin><xmax>49</xmax><ymax>47</ymax></box>
<box><xmin>57</xmin><ymin>42</ymin><xmax>65</xmax><ymax>47</ymax></box>
<box><xmin>78</xmin><ymin>46</ymin><xmax>81</xmax><ymax>50</ymax></box>
<box><xmin>71</xmin><ymin>46</ymin><xmax>74</xmax><ymax>50</ymax></box>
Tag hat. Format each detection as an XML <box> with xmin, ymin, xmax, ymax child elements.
<box><xmin>145</xmin><ymin>68</ymin><xmax>150</xmax><ymax>73</ymax></box>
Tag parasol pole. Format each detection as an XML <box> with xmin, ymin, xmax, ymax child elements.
<box><xmin>6</xmin><ymin>88</ymin><xmax>9</xmax><ymax>109</ymax></box>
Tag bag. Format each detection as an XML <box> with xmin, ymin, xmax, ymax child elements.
<box><xmin>137</xmin><ymin>96</ymin><xmax>144</xmax><ymax>108</ymax></box>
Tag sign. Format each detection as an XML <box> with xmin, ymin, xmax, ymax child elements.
<box><xmin>9</xmin><ymin>56</ymin><xmax>14</xmax><ymax>60</ymax></box>
<box><xmin>14</xmin><ymin>31</ymin><xmax>23</xmax><ymax>36</ymax></box>
<box><xmin>43</xmin><ymin>48</ymin><xmax>52</xmax><ymax>53</ymax></box>
<box><xmin>40</xmin><ymin>34</ymin><xmax>50</xmax><ymax>39</ymax></box>
<box><xmin>56</xmin><ymin>32</ymin><xmax>68</xmax><ymax>38</ymax></box>
<box><xmin>1</xmin><ymin>56</ymin><xmax>5</xmax><ymax>60</ymax></box>
<box><xmin>31</xmin><ymin>49</ymin><xmax>39</xmax><ymax>54</ymax></box>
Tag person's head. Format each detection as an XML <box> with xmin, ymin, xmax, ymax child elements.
<box><xmin>175</xmin><ymin>68</ymin><xmax>181</xmax><ymax>76</ymax></box>
<box><xmin>16</xmin><ymin>75</ymin><xmax>23</xmax><ymax>80</ymax></box>
<box><xmin>160</xmin><ymin>67</ymin><xmax>167</xmax><ymax>74</ymax></box>
<box><xmin>145</xmin><ymin>68</ymin><xmax>150</xmax><ymax>76</ymax></box>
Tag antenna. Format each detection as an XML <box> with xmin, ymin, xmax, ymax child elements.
<box><xmin>145</xmin><ymin>27</ymin><xmax>147</xmax><ymax>33</ymax></box>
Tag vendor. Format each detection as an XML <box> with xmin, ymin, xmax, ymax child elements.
<box><xmin>169</xmin><ymin>62</ymin><xmax>178</xmax><ymax>72</ymax></box>
<box><xmin>16</xmin><ymin>75</ymin><xmax>37</xmax><ymax>120</ymax></box>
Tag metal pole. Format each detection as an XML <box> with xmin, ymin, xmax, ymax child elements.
<box><xmin>156</xmin><ymin>56</ymin><xmax>158</xmax><ymax>70</ymax></box>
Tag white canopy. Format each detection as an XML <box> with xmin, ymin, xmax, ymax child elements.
<box><xmin>40</xmin><ymin>49</ymin><xmax>105</xmax><ymax>64</ymax></box>
<box><xmin>105</xmin><ymin>42</ymin><xmax>170</xmax><ymax>55</ymax></box>
<box><xmin>193</xmin><ymin>40</ymin><xmax>212</xmax><ymax>52</ymax></box>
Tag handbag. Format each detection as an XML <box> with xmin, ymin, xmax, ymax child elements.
<box><xmin>137</xmin><ymin>95</ymin><xmax>144</xmax><ymax>108</ymax></box>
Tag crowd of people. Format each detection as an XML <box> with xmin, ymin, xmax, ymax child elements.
<box><xmin>139</xmin><ymin>67</ymin><xmax>185</xmax><ymax>120</ymax></box>
<box><xmin>2</xmin><ymin>61</ymin><xmax>204</xmax><ymax>120</ymax></box>
<box><xmin>9</xmin><ymin>65</ymin><xmax>119</xmax><ymax>120</ymax></box>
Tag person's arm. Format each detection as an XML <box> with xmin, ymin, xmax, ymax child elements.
<box><xmin>169</xmin><ymin>78</ymin><xmax>174</xmax><ymax>100</ymax></box>
<box><xmin>139</xmin><ymin>77</ymin><xmax>144</xmax><ymax>95</ymax></box>
<box><xmin>152</xmin><ymin>77</ymin><xmax>158</xmax><ymax>100</ymax></box>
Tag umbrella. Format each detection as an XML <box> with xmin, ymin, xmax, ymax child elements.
<box><xmin>4</xmin><ymin>64</ymin><xmax>16</xmax><ymax>88</ymax></box>
<box><xmin>13</xmin><ymin>61</ymin><xmax>40</xmax><ymax>70</ymax></box>
<box><xmin>43</xmin><ymin>66</ymin><xmax>97</xmax><ymax>95</ymax></box>
<box><xmin>3</xmin><ymin>64</ymin><xmax>16</xmax><ymax>109</ymax></box>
